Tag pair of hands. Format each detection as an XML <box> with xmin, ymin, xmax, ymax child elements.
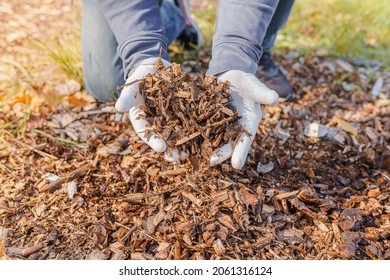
<box><xmin>115</xmin><ymin>58</ymin><xmax>279</xmax><ymax>169</ymax></box>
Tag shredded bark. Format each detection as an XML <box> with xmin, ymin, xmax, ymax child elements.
<box><xmin>1</xmin><ymin>51</ymin><xmax>389</xmax><ymax>260</ymax></box>
<box><xmin>137</xmin><ymin>59</ymin><xmax>243</xmax><ymax>162</ymax></box>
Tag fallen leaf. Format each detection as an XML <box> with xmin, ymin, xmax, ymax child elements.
<box><xmin>54</xmin><ymin>79</ymin><xmax>81</xmax><ymax>96</ymax></box>
<box><xmin>66</xmin><ymin>95</ymin><xmax>89</xmax><ymax>107</ymax></box>
<box><xmin>334</xmin><ymin>116</ymin><xmax>358</xmax><ymax>136</ymax></box>
<box><xmin>10</xmin><ymin>94</ymin><xmax>33</xmax><ymax>106</ymax></box>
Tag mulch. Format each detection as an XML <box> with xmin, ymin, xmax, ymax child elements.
<box><xmin>0</xmin><ymin>51</ymin><xmax>389</xmax><ymax>260</ymax></box>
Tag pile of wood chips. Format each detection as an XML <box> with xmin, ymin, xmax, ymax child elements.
<box><xmin>0</xmin><ymin>53</ymin><xmax>389</xmax><ymax>260</ymax></box>
<box><xmin>138</xmin><ymin>58</ymin><xmax>242</xmax><ymax>163</ymax></box>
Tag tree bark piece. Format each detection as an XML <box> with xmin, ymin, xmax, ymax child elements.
<box><xmin>39</xmin><ymin>165</ymin><xmax>91</xmax><ymax>192</ymax></box>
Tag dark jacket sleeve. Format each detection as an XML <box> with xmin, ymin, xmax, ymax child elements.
<box><xmin>97</xmin><ymin>0</ymin><xmax>170</xmax><ymax>78</ymax></box>
<box><xmin>207</xmin><ymin>0</ymin><xmax>279</xmax><ymax>76</ymax></box>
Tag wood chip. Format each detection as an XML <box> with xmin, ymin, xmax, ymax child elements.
<box><xmin>182</xmin><ymin>191</ymin><xmax>202</xmax><ymax>206</ymax></box>
<box><xmin>338</xmin><ymin>208</ymin><xmax>363</xmax><ymax>231</ymax></box>
<box><xmin>276</xmin><ymin>190</ymin><xmax>299</xmax><ymax>200</ymax></box>
<box><xmin>67</xmin><ymin>180</ymin><xmax>77</xmax><ymax>200</ymax></box>
<box><xmin>6</xmin><ymin>242</ymin><xmax>45</xmax><ymax>258</ymax></box>
<box><xmin>87</xmin><ymin>249</ymin><xmax>110</xmax><ymax>260</ymax></box>
<box><xmin>158</xmin><ymin>167</ymin><xmax>187</xmax><ymax>177</ymax></box>
<box><xmin>237</xmin><ymin>188</ymin><xmax>258</xmax><ymax>205</ymax></box>
<box><xmin>277</xmin><ymin>228</ymin><xmax>304</xmax><ymax>245</ymax></box>
<box><xmin>176</xmin><ymin>132</ymin><xmax>201</xmax><ymax>146</ymax></box>
<box><xmin>216</xmin><ymin>212</ymin><xmax>237</xmax><ymax>232</ymax></box>
<box><xmin>213</xmin><ymin>239</ymin><xmax>226</xmax><ymax>255</ymax></box>
<box><xmin>39</xmin><ymin>165</ymin><xmax>91</xmax><ymax>192</ymax></box>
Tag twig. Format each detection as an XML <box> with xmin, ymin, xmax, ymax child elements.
<box><xmin>0</xmin><ymin>163</ymin><xmax>15</xmax><ymax>176</ymax></box>
<box><xmin>268</xmin><ymin>248</ymin><xmax>285</xmax><ymax>260</ymax></box>
<box><xmin>116</xmin><ymin>79</ymin><xmax>143</xmax><ymax>90</ymax></box>
<box><xmin>39</xmin><ymin>165</ymin><xmax>91</xmax><ymax>192</ymax></box>
<box><xmin>21</xmin><ymin>242</ymin><xmax>45</xmax><ymax>257</ymax></box>
<box><xmin>0</xmin><ymin>132</ymin><xmax>57</xmax><ymax>159</ymax></box>
<box><xmin>33</xmin><ymin>129</ymin><xmax>89</xmax><ymax>148</ymax></box>
<box><xmin>6</xmin><ymin>242</ymin><xmax>45</xmax><ymax>258</ymax></box>
<box><xmin>289</xmin><ymin>197</ymin><xmax>328</xmax><ymax>222</ymax></box>
<box><xmin>119</xmin><ymin>224</ymin><xmax>138</xmax><ymax>243</ymax></box>
<box><xmin>108</xmin><ymin>189</ymin><xmax>175</xmax><ymax>202</ymax></box>
<box><xmin>92</xmin><ymin>123</ymin><xmax>117</xmax><ymax>132</ymax></box>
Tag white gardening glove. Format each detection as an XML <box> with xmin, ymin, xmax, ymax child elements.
<box><xmin>115</xmin><ymin>58</ymin><xmax>170</xmax><ymax>153</ymax></box>
<box><xmin>210</xmin><ymin>70</ymin><xmax>279</xmax><ymax>169</ymax></box>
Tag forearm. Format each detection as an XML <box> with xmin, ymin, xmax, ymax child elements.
<box><xmin>97</xmin><ymin>0</ymin><xmax>170</xmax><ymax>78</ymax></box>
<box><xmin>207</xmin><ymin>0</ymin><xmax>279</xmax><ymax>76</ymax></box>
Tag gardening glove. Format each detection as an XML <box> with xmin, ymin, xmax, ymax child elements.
<box><xmin>210</xmin><ymin>70</ymin><xmax>279</xmax><ymax>169</ymax></box>
<box><xmin>115</xmin><ymin>58</ymin><xmax>170</xmax><ymax>153</ymax></box>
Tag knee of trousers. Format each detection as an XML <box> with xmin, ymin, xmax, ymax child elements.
<box><xmin>83</xmin><ymin>61</ymin><xmax>125</xmax><ymax>103</ymax></box>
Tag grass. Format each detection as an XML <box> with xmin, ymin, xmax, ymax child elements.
<box><xmin>32</xmin><ymin>35</ymin><xmax>84</xmax><ymax>86</ymax></box>
<box><xmin>0</xmin><ymin>88</ymin><xmax>33</xmax><ymax>138</ymax></box>
<box><xmin>32</xmin><ymin>129</ymin><xmax>89</xmax><ymax>148</ymax></box>
<box><xmin>277</xmin><ymin>0</ymin><xmax>390</xmax><ymax>65</ymax></box>
<box><xmin>168</xmin><ymin>4</ymin><xmax>217</xmax><ymax>68</ymax></box>
<box><xmin>0</xmin><ymin>130</ymin><xmax>58</xmax><ymax>159</ymax></box>
<box><xmin>192</xmin><ymin>0</ymin><xmax>389</xmax><ymax>66</ymax></box>
<box><xmin>0</xmin><ymin>35</ymin><xmax>84</xmax><ymax>138</ymax></box>
<box><xmin>193</xmin><ymin>5</ymin><xmax>217</xmax><ymax>47</ymax></box>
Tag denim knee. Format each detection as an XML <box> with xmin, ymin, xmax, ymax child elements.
<box><xmin>83</xmin><ymin>58</ymin><xmax>124</xmax><ymax>102</ymax></box>
<box><xmin>81</xmin><ymin>0</ymin><xmax>185</xmax><ymax>102</ymax></box>
<box><xmin>82</xmin><ymin>0</ymin><xmax>124</xmax><ymax>102</ymax></box>
<box><xmin>262</xmin><ymin>0</ymin><xmax>295</xmax><ymax>51</ymax></box>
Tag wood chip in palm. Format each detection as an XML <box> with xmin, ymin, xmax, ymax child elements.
<box><xmin>137</xmin><ymin>58</ymin><xmax>244</xmax><ymax>164</ymax></box>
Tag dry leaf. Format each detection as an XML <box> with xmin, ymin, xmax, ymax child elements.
<box><xmin>10</xmin><ymin>94</ymin><xmax>33</xmax><ymax>106</ymax></box>
<box><xmin>66</xmin><ymin>95</ymin><xmax>89</xmax><ymax>107</ymax></box>
<box><xmin>334</xmin><ymin>116</ymin><xmax>358</xmax><ymax>136</ymax></box>
<box><xmin>54</xmin><ymin>79</ymin><xmax>81</xmax><ymax>96</ymax></box>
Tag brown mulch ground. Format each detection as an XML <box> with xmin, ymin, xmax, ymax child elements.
<box><xmin>0</xmin><ymin>1</ymin><xmax>389</xmax><ymax>260</ymax></box>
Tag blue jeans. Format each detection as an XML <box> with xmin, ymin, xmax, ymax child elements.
<box><xmin>82</xmin><ymin>0</ymin><xmax>294</xmax><ymax>102</ymax></box>
<box><xmin>82</xmin><ymin>0</ymin><xmax>186</xmax><ymax>102</ymax></box>
<box><xmin>262</xmin><ymin>0</ymin><xmax>295</xmax><ymax>52</ymax></box>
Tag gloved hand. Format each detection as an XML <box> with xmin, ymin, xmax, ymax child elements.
<box><xmin>210</xmin><ymin>70</ymin><xmax>279</xmax><ymax>169</ymax></box>
<box><xmin>115</xmin><ymin>58</ymin><xmax>170</xmax><ymax>153</ymax></box>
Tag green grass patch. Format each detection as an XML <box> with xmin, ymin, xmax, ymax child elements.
<box><xmin>32</xmin><ymin>35</ymin><xmax>84</xmax><ymax>86</ymax></box>
<box><xmin>190</xmin><ymin>0</ymin><xmax>389</xmax><ymax>66</ymax></box>
<box><xmin>278</xmin><ymin>0</ymin><xmax>390</xmax><ymax>65</ymax></box>
<box><xmin>193</xmin><ymin>5</ymin><xmax>217</xmax><ymax>47</ymax></box>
